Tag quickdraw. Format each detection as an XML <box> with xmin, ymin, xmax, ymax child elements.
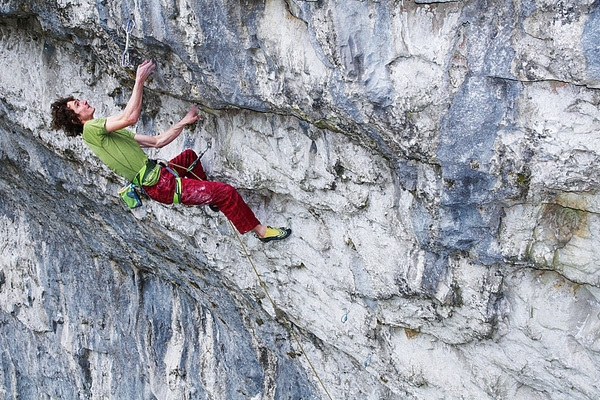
<box><xmin>121</xmin><ymin>17</ymin><xmax>136</xmax><ymax>68</ymax></box>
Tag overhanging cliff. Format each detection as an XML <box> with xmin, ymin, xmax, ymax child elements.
<box><xmin>1</xmin><ymin>0</ymin><xmax>600</xmax><ymax>399</ymax></box>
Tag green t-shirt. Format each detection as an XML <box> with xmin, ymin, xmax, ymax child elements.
<box><xmin>82</xmin><ymin>118</ymin><xmax>159</xmax><ymax>185</ymax></box>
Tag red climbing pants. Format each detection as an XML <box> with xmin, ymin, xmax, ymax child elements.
<box><xmin>143</xmin><ymin>149</ymin><xmax>261</xmax><ymax>234</ymax></box>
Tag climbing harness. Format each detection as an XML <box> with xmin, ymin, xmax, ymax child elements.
<box><xmin>120</xmin><ymin>17</ymin><xmax>135</xmax><ymax>68</ymax></box>
<box><xmin>230</xmin><ymin>224</ymin><xmax>334</xmax><ymax>400</ymax></box>
<box><xmin>119</xmin><ymin>158</ymin><xmax>181</xmax><ymax>209</ymax></box>
<box><xmin>132</xmin><ymin>158</ymin><xmax>158</xmax><ymax>187</ymax></box>
<box><xmin>120</xmin><ymin>145</ymin><xmax>211</xmax><ymax>210</ymax></box>
<box><xmin>119</xmin><ymin>158</ymin><xmax>158</xmax><ymax>209</ymax></box>
<box><xmin>156</xmin><ymin>160</ymin><xmax>183</xmax><ymax>204</ymax></box>
<box><xmin>156</xmin><ymin>143</ymin><xmax>212</xmax><ymax>204</ymax></box>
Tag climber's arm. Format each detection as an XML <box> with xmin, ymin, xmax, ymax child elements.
<box><xmin>134</xmin><ymin>105</ymin><xmax>200</xmax><ymax>149</ymax></box>
<box><xmin>105</xmin><ymin>60</ymin><xmax>156</xmax><ymax>132</ymax></box>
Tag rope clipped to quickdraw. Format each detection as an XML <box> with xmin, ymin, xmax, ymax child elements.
<box><xmin>121</xmin><ymin>17</ymin><xmax>136</xmax><ymax>68</ymax></box>
<box><xmin>229</xmin><ymin>223</ymin><xmax>334</xmax><ymax>400</ymax></box>
<box><xmin>162</xmin><ymin>143</ymin><xmax>211</xmax><ymax>182</ymax></box>
<box><xmin>185</xmin><ymin>141</ymin><xmax>211</xmax><ymax>172</ymax></box>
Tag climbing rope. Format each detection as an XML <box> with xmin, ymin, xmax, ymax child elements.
<box><xmin>230</xmin><ymin>222</ymin><xmax>334</xmax><ymax>400</ymax></box>
<box><xmin>169</xmin><ymin>147</ymin><xmax>333</xmax><ymax>399</ymax></box>
<box><xmin>120</xmin><ymin>17</ymin><xmax>136</xmax><ymax>68</ymax></box>
<box><xmin>150</xmin><ymin>142</ymin><xmax>332</xmax><ymax>397</ymax></box>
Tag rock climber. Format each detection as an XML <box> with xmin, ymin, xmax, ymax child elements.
<box><xmin>50</xmin><ymin>59</ymin><xmax>291</xmax><ymax>243</ymax></box>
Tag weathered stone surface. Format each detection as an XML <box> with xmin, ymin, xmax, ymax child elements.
<box><xmin>1</xmin><ymin>0</ymin><xmax>600</xmax><ymax>399</ymax></box>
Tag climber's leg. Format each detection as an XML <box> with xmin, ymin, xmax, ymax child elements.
<box><xmin>180</xmin><ymin>179</ymin><xmax>260</xmax><ymax>234</ymax></box>
<box><xmin>145</xmin><ymin>169</ymin><xmax>291</xmax><ymax>241</ymax></box>
<box><xmin>168</xmin><ymin>149</ymin><xmax>220</xmax><ymax>211</ymax></box>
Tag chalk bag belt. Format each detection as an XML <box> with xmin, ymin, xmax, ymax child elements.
<box><xmin>156</xmin><ymin>159</ymin><xmax>182</xmax><ymax>204</ymax></box>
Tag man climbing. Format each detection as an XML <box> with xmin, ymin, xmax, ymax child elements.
<box><xmin>50</xmin><ymin>59</ymin><xmax>291</xmax><ymax>243</ymax></box>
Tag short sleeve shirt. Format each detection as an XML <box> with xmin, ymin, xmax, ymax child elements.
<box><xmin>82</xmin><ymin>118</ymin><xmax>158</xmax><ymax>185</ymax></box>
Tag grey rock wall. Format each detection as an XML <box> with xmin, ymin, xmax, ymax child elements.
<box><xmin>1</xmin><ymin>0</ymin><xmax>600</xmax><ymax>399</ymax></box>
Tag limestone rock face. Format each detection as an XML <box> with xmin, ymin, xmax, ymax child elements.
<box><xmin>1</xmin><ymin>0</ymin><xmax>600</xmax><ymax>399</ymax></box>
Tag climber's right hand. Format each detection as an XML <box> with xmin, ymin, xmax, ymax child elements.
<box><xmin>136</xmin><ymin>60</ymin><xmax>155</xmax><ymax>83</ymax></box>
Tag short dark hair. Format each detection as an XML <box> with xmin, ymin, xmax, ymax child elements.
<box><xmin>51</xmin><ymin>96</ymin><xmax>83</xmax><ymax>137</ymax></box>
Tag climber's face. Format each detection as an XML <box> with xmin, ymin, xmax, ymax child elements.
<box><xmin>66</xmin><ymin>99</ymin><xmax>95</xmax><ymax>125</ymax></box>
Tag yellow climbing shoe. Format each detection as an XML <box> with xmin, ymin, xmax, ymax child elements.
<box><xmin>259</xmin><ymin>226</ymin><xmax>292</xmax><ymax>243</ymax></box>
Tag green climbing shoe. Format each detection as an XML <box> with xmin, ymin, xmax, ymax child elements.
<box><xmin>259</xmin><ymin>226</ymin><xmax>292</xmax><ymax>243</ymax></box>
